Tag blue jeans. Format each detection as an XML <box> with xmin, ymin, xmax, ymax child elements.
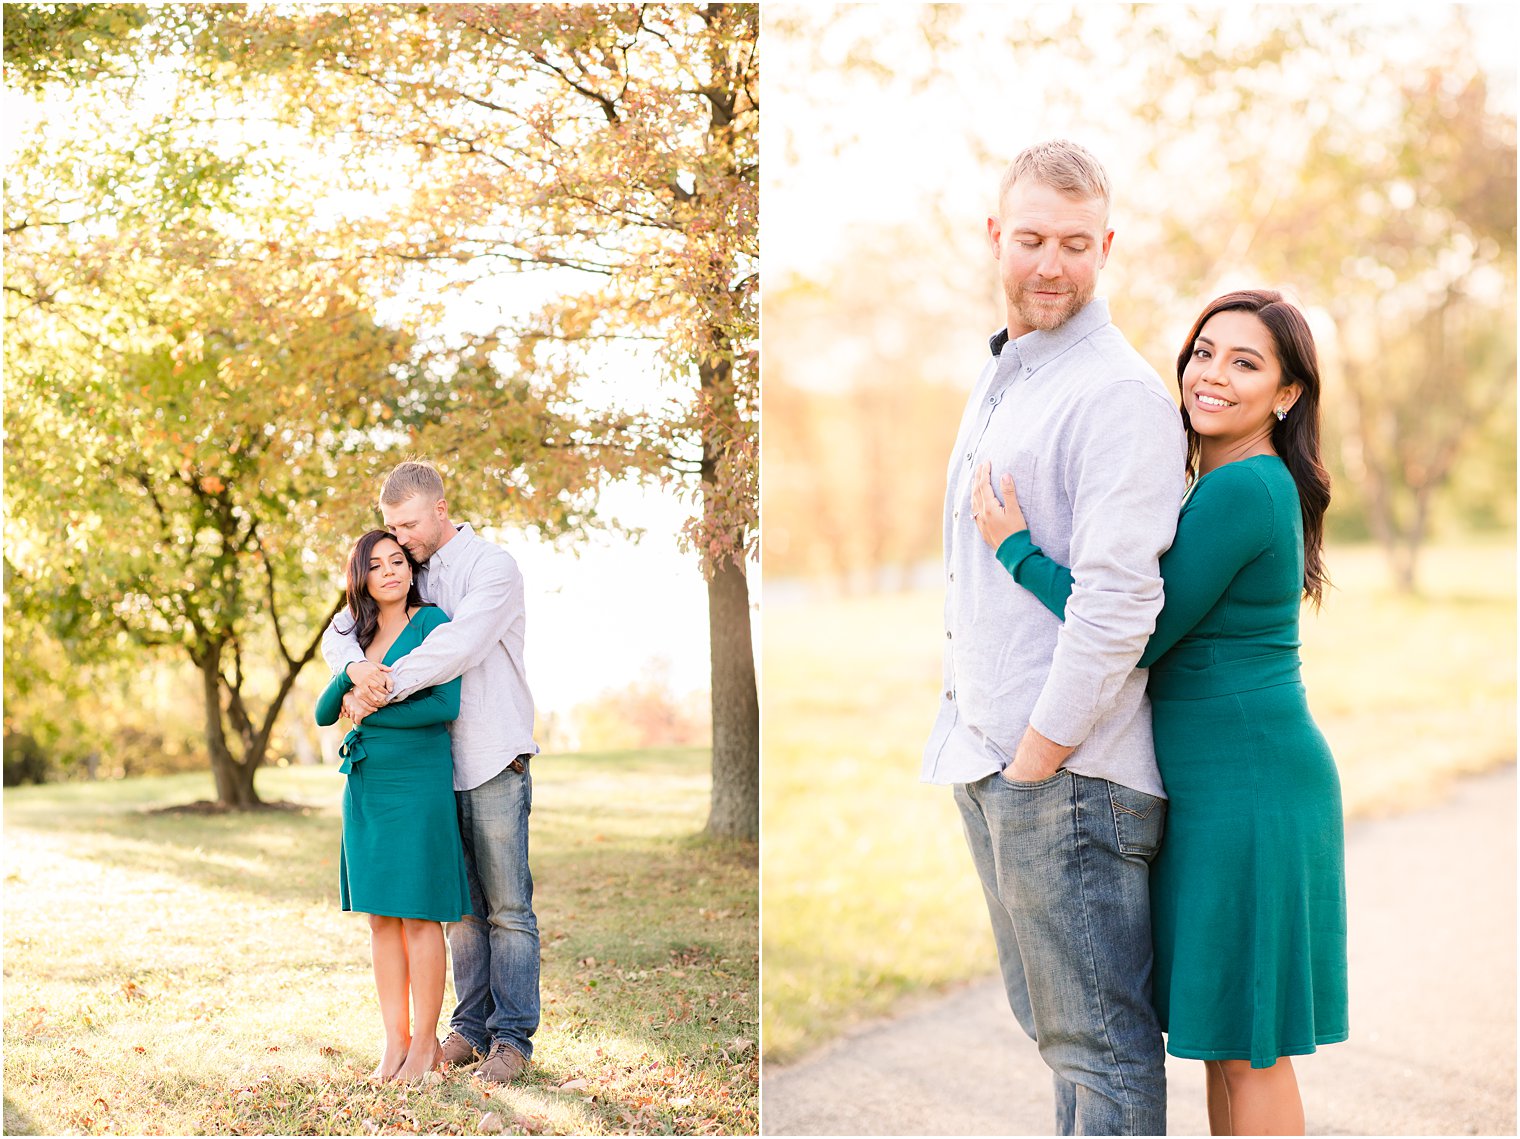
<box><xmin>955</xmin><ymin>768</ymin><xmax>1167</xmax><ymax>1136</ymax></box>
<box><xmin>449</xmin><ymin>759</ymin><xmax>540</xmax><ymax>1060</ymax></box>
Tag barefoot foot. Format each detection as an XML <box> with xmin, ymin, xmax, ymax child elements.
<box><xmin>370</xmin><ymin>1036</ymin><xmax>411</xmax><ymax>1082</ymax></box>
<box><xmin>395</xmin><ymin>1036</ymin><xmax>442</xmax><ymax>1083</ymax></box>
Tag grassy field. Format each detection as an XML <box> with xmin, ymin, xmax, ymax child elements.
<box><xmin>760</xmin><ymin>541</ymin><xmax>1516</xmax><ymax>1064</ymax></box>
<box><xmin>3</xmin><ymin>749</ymin><xmax>757</xmax><ymax>1136</ymax></box>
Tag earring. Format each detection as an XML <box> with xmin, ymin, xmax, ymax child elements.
<box><xmin>1274</xmin><ymin>407</ymin><xmax>1288</xmax><ymax>421</ymax></box>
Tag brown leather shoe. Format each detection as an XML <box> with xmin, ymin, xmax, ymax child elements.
<box><xmin>475</xmin><ymin>1040</ymin><xmax>528</xmax><ymax>1085</ymax></box>
<box><xmin>439</xmin><ymin>1031</ymin><xmax>482</xmax><ymax>1067</ymax></box>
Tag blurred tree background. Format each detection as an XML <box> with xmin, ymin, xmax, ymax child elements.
<box><xmin>763</xmin><ymin>3</ymin><xmax>1515</xmax><ymax>593</ymax></box>
<box><xmin>4</xmin><ymin>3</ymin><xmax>758</xmax><ymax>835</ymax></box>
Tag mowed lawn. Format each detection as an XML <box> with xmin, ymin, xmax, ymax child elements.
<box><xmin>3</xmin><ymin>748</ymin><xmax>757</xmax><ymax>1136</ymax></box>
<box><xmin>761</xmin><ymin>541</ymin><xmax>1516</xmax><ymax>1063</ymax></box>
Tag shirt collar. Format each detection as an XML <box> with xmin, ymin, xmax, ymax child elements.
<box><xmin>988</xmin><ymin>297</ymin><xmax>1112</xmax><ymax>370</ymax></box>
<box><xmin>429</xmin><ymin>522</ymin><xmax>474</xmax><ymax>571</ymax></box>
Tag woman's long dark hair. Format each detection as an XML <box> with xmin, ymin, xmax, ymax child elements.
<box><xmin>338</xmin><ymin>530</ymin><xmax>426</xmax><ymax>650</ymax></box>
<box><xmin>1175</xmin><ymin>289</ymin><xmax>1332</xmax><ymax>607</ymax></box>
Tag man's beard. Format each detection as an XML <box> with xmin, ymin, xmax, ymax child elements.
<box><xmin>1011</xmin><ymin>280</ymin><xmax>1093</xmax><ymax>332</ymax></box>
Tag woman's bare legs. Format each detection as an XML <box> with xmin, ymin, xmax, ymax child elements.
<box><xmin>1204</xmin><ymin>1060</ymin><xmax>1231</xmax><ymax>1135</ymax></box>
<box><xmin>368</xmin><ymin>914</ymin><xmax>412</xmax><ymax>1081</ymax></box>
<box><xmin>394</xmin><ymin>918</ymin><xmax>447</xmax><ymax>1081</ymax></box>
<box><xmin>1210</xmin><ymin>1056</ymin><xmax>1305</xmax><ymax>1135</ymax></box>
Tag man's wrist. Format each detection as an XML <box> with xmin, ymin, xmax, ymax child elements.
<box><xmin>1019</xmin><ymin>726</ymin><xmax>1075</xmax><ymax>769</ymax></box>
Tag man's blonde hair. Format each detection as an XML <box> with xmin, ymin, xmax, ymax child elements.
<box><xmin>379</xmin><ymin>459</ymin><xmax>445</xmax><ymax>506</ymax></box>
<box><xmin>998</xmin><ymin>139</ymin><xmax>1112</xmax><ymax>221</ymax></box>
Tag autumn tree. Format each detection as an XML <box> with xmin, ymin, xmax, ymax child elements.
<box><xmin>3</xmin><ymin>12</ymin><xmax>606</xmax><ymax>806</ymax></box>
<box><xmin>190</xmin><ymin>3</ymin><xmax>760</xmax><ymax>837</ymax></box>
<box><xmin>6</xmin><ymin>5</ymin><xmax>760</xmax><ymax>833</ymax></box>
<box><xmin>6</xmin><ymin>227</ymin><xmax>419</xmax><ymax>806</ymax></box>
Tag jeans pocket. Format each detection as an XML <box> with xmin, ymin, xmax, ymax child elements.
<box><xmin>992</xmin><ymin>766</ymin><xmax>1070</xmax><ymax>792</ymax></box>
<box><xmin>1108</xmin><ymin>782</ymin><xmax>1167</xmax><ymax>857</ymax></box>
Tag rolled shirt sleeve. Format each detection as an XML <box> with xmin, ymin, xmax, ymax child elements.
<box><xmin>321</xmin><ymin>614</ymin><xmax>366</xmax><ymax>677</ymax></box>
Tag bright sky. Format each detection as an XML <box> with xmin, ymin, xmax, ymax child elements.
<box><xmin>504</xmin><ymin>482</ymin><xmax>715</xmax><ymax>719</ymax></box>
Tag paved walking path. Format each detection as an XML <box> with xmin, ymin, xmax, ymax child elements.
<box><xmin>762</xmin><ymin>765</ymin><xmax>1516</xmax><ymax>1136</ymax></box>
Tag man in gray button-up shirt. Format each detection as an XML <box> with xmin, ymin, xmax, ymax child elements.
<box><xmin>923</xmin><ymin>141</ymin><xmax>1185</xmax><ymax>1134</ymax></box>
<box><xmin>323</xmin><ymin>460</ymin><xmax>540</xmax><ymax>1085</ymax></box>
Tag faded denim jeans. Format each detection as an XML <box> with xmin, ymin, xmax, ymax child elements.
<box><xmin>449</xmin><ymin>759</ymin><xmax>540</xmax><ymax>1060</ymax></box>
<box><xmin>955</xmin><ymin>768</ymin><xmax>1167</xmax><ymax>1136</ymax></box>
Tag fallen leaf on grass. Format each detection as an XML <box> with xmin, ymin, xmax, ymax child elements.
<box><xmin>120</xmin><ymin>980</ymin><xmax>148</xmax><ymax>1000</ymax></box>
<box><xmin>478</xmin><ymin>1111</ymin><xmax>504</xmax><ymax>1134</ymax></box>
<box><xmin>555</xmin><ymin>1077</ymin><xmax>589</xmax><ymax>1091</ymax></box>
<box><xmin>726</xmin><ymin>1037</ymin><xmax>754</xmax><ymax>1056</ymax></box>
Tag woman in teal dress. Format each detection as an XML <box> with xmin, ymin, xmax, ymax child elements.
<box><xmin>972</xmin><ymin>290</ymin><xmax>1348</xmax><ymax>1135</ymax></box>
<box><xmin>315</xmin><ymin>529</ymin><xmax>472</xmax><ymax>1082</ymax></box>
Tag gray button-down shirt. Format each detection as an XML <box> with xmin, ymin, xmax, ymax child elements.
<box><xmin>921</xmin><ymin>298</ymin><xmax>1185</xmax><ymax>795</ymax></box>
<box><xmin>322</xmin><ymin>523</ymin><xmax>539</xmax><ymax>791</ymax></box>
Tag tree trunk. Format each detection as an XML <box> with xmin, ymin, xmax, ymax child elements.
<box><xmin>696</xmin><ymin>338</ymin><xmax>758</xmax><ymax>840</ymax></box>
<box><xmin>705</xmin><ymin>550</ymin><xmax>758</xmax><ymax>840</ymax></box>
<box><xmin>199</xmin><ymin>649</ymin><xmax>261</xmax><ymax>809</ymax></box>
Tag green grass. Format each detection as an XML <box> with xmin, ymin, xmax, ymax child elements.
<box><xmin>760</xmin><ymin>541</ymin><xmax>1515</xmax><ymax>1064</ymax></box>
<box><xmin>3</xmin><ymin>749</ymin><xmax>758</xmax><ymax>1136</ymax></box>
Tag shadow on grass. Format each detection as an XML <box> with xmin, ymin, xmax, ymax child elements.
<box><xmin>7</xmin><ymin>801</ymin><xmax>342</xmax><ymax>907</ymax></box>
<box><xmin>2</xmin><ymin>745</ymin><xmax>729</xmax><ymax>912</ymax></box>
<box><xmin>3</xmin><ymin>1095</ymin><xmax>40</xmax><ymax>1136</ymax></box>
<box><xmin>8</xmin><ymin>801</ymin><xmax>755</xmax><ymax>956</ymax></box>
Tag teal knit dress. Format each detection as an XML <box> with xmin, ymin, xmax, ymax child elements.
<box><xmin>314</xmin><ymin>605</ymin><xmax>472</xmax><ymax>922</ymax></box>
<box><xmin>997</xmin><ymin>454</ymin><xmax>1348</xmax><ymax>1068</ymax></box>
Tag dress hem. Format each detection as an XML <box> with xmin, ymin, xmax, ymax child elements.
<box><xmin>342</xmin><ymin>903</ymin><xmax>470</xmax><ymax>922</ymax></box>
<box><xmin>1165</xmin><ymin>1030</ymin><xmax>1349</xmax><ymax>1069</ymax></box>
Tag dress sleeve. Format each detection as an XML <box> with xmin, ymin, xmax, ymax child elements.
<box><xmin>359</xmin><ymin>608</ymin><xmax>462</xmax><ymax>728</ymax></box>
<box><xmin>995</xmin><ymin>462</ymin><xmax>1276</xmax><ymax>668</ymax></box>
<box><xmin>314</xmin><ymin>669</ymin><xmax>355</xmax><ymax>727</ymax></box>
<box><xmin>997</xmin><ymin>529</ymin><xmax>1074</xmax><ymax>618</ymax></box>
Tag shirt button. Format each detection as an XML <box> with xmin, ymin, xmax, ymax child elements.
<box><xmin>945</xmin><ymin>631</ymin><xmax>952</xmax><ymax>639</ymax></box>
<box><xmin>945</xmin><ymin>690</ymin><xmax>954</xmax><ymax>700</ymax></box>
<box><xmin>988</xmin><ymin>395</ymin><xmax>996</xmax><ymax>404</ymax></box>
<box><xmin>953</xmin><ymin>510</ymin><xmax>959</xmax><ymax>519</ymax></box>
<box><xmin>965</xmin><ymin>452</ymin><xmax>972</xmax><ymax>463</ymax></box>
<box><xmin>948</xmin><ymin>572</ymin><xmax>955</xmax><ymax>582</ymax></box>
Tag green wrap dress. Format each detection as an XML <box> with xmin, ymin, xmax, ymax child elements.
<box><xmin>997</xmin><ymin>454</ymin><xmax>1348</xmax><ymax>1068</ymax></box>
<box><xmin>314</xmin><ymin>604</ymin><xmax>472</xmax><ymax>923</ymax></box>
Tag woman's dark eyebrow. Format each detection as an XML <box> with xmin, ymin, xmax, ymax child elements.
<box><xmin>1196</xmin><ymin>334</ymin><xmax>1266</xmax><ymax>362</ymax></box>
